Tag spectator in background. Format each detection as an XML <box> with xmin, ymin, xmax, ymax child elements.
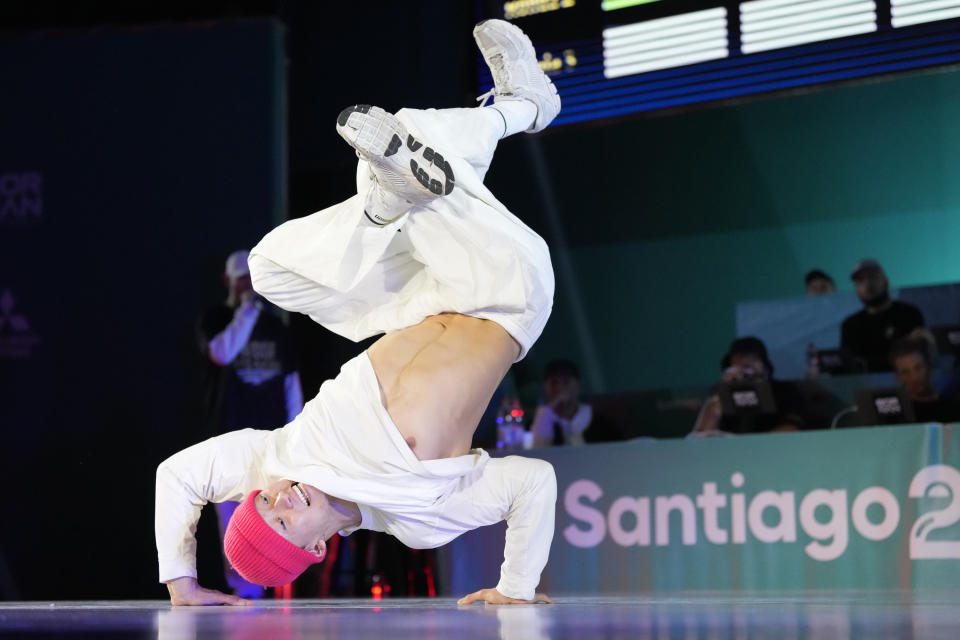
<box><xmin>841</xmin><ymin>258</ymin><xmax>924</xmax><ymax>372</ymax></box>
<box><xmin>692</xmin><ymin>337</ymin><xmax>809</xmax><ymax>435</ymax></box>
<box><xmin>530</xmin><ymin>359</ymin><xmax>620</xmax><ymax>446</ymax></box>
<box><xmin>890</xmin><ymin>338</ymin><xmax>960</xmax><ymax>423</ymax></box>
<box><xmin>531</xmin><ymin>360</ymin><xmax>589</xmax><ymax>447</ymax></box>
<box><xmin>805</xmin><ymin>269</ymin><xmax>836</xmax><ymax>296</ymax></box>
<box><xmin>197</xmin><ymin>250</ymin><xmax>304</xmax><ymax>598</ymax></box>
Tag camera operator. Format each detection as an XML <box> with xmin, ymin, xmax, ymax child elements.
<box><xmin>691</xmin><ymin>337</ymin><xmax>809</xmax><ymax>436</ymax></box>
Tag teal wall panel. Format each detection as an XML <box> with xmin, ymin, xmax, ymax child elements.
<box><xmin>492</xmin><ymin>67</ymin><xmax>960</xmax><ymax>393</ymax></box>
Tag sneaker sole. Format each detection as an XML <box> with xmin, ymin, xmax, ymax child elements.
<box><xmin>337</xmin><ymin>104</ymin><xmax>456</xmax><ymax>198</ymax></box>
<box><xmin>473</xmin><ymin>20</ymin><xmax>535</xmax><ymax>63</ymax></box>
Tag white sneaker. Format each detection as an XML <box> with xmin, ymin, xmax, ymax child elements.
<box><xmin>473</xmin><ymin>19</ymin><xmax>561</xmax><ymax>133</ymax></box>
<box><xmin>336</xmin><ymin>105</ymin><xmax>456</xmax><ymax>223</ymax></box>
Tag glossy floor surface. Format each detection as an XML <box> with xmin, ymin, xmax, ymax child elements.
<box><xmin>1</xmin><ymin>591</ymin><xmax>958</xmax><ymax>639</ymax></box>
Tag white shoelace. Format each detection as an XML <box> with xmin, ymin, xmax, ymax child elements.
<box><xmin>476</xmin><ymin>53</ymin><xmax>513</xmax><ymax>106</ymax></box>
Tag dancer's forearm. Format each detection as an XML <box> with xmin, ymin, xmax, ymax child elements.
<box><xmin>154</xmin><ymin>429</ymin><xmax>270</xmax><ymax>582</ymax></box>
<box><xmin>435</xmin><ymin>455</ymin><xmax>557</xmax><ymax>601</ymax></box>
<box><xmin>494</xmin><ymin>458</ymin><xmax>557</xmax><ymax>600</ymax></box>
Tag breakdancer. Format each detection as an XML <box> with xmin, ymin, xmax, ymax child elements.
<box><xmin>156</xmin><ymin>19</ymin><xmax>560</xmax><ymax>606</ymax></box>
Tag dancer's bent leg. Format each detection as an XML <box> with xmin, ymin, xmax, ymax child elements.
<box><xmin>250</xmin><ymin>11</ymin><xmax>562</xmax><ymax>349</ymax></box>
<box><xmin>250</xmin><ymin>104</ymin><xmax>552</xmax><ymax>359</ymax></box>
<box><xmin>394</xmin><ymin>103</ymin><xmax>533</xmax><ymax>181</ymax></box>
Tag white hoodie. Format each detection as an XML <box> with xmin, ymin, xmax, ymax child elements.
<box><xmin>155</xmin><ymin>351</ymin><xmax>556</xmax><ymax>601</ymax></box>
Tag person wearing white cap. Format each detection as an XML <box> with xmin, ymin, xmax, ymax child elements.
<box><xmin>840</xmin><ymin>258</ymin><xmax>925</xmax><ymax>372</ymax></box>
<box><xmin>158</xmin><ymin>19</ymin><xmax>560</xmax><ymax>607</ymax></box>
<box><xmin>195</xmin><ymin>248</ymin><xmax>305</xmax><ymax>598</ymax></box>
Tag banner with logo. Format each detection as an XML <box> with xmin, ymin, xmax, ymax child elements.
<box><xmin>438</xmin><ymin>423</ymin><xmax>960</xmax><ymax>594</ymax></box>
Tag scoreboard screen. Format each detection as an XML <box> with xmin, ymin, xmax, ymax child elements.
<box><xmin>477</xmin><ymin>0</ymin><xmax>960</xmax><ymax>126</ymax></box>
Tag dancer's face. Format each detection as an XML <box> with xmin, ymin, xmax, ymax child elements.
<box><xmin>255</xmin><ymin>479</ymin><xmax>327</xmax><ymax>558</ymax></box>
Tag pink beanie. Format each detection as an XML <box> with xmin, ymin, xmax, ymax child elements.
<box><xmin>224</xmin><ymin>490</ymin><xmax>322</xmax><ymax>586</ymax></box>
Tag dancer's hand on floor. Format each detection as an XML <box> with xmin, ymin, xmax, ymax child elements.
<box><xmin>458</xmin><ymin>588</ymin><xmax>553</xmax><ymax>605</ymax></box>
<box><xmin>166</xmin><ymin>576</ymin><xmax>253</xmax><ymax>606</ymax></box>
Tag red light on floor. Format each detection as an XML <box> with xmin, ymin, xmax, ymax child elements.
<box><xmin>372</xmin><ymin>584</ymin><xmax>383</xmax><ymax>601</ymax></box>
<box><xmin>511</xmin><ymin>409</ymin><xmax>521</xmax><ymax>417</ymax></box>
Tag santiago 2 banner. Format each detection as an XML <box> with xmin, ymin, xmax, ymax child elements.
<box><xmin>439</xmin><ymin>423</ymin><xmax>960</xmax><ymax>593</ymax></box>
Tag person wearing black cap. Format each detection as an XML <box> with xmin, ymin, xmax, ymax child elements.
<box><xmin>692</xmin><ymin>337</ymin><xmax>809</xmax><ymax>435</ymax></box>
<box><xmin>840</xmin><ymin>258</ymin><xmax>925</xmax><ymax>372</ymax></box>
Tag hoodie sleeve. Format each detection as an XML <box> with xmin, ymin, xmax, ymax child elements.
<box><xmin>154</xmin><ymin>429</ymin><xmax>271</xmax><ymax>583</ymax></box>
<box><xmin>433</xmin><ymin>455</ymin><xmax>557</xmax><ymax>601</ymax></box>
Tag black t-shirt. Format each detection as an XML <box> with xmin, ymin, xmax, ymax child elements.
<box><xmin>912</xmin><ymin>395</ymin><xmax>960</xmax><ymax>424</ymax></box>
<box><xmin>720</xmin><ymin>379</ymin><xmax>809</xmax><ymax>434</ymax></box>
<box><xmin>198</xmin><ymin>304</ymin><xmax>296</xmax><ymax>435</ymax></box>
<box><xmin>840</xmin><ymin>301</ymin><xmax>925</xmax><ymax>372</ymax></box>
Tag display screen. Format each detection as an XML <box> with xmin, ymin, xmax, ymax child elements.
<box><xmin>478</xmin><ymin>0</ymin><xmax>960</xmax><ymax>126</ymax></box>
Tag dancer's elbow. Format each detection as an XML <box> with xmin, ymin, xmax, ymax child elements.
<box><xmin>532</xmin><ymin>458</ymin><xmax>557</xmax><ymax>501</ymax></box>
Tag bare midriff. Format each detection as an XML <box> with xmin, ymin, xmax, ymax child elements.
<box><xmin>367</xmin><ymin>313</ymin><xmax>519</xmax><ymax>460</ymax></box>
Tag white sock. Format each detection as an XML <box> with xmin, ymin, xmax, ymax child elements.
<box><xmin>489</xmin><ymin>99</ymin><xmax>538</xmax><ymax>138</ymax></box>
<box><xmin>363</xmin><ymin>181</ymin><xmax>410</xmax><ymax>226</ymax></box>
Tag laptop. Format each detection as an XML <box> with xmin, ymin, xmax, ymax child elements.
<box><xmin>855</xmin><ymin>387</ymin><xmax>916</xmax><ymax>426</ymax></box>
<box><xmin>717</xmin><ymin>379</ymin><xmax>777</xmax><ymax>417</ymax></box>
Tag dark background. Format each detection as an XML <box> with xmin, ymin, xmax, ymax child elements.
<box><xmin>2</xmin><ymin>0</ymin><xmax>959</xmax><ymax>601</ymax></box>
<box><xmin>0</xmin><ymin>1</ymin><xmax>485</xmax><ymax>600</ymax></box>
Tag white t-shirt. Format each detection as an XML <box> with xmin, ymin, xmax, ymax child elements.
<box><xmin>531</xmin><ymin>403</ymin><xmax>592</xmax><ymax>446</ymax></box>
<box><xmin>155</xmin><ymin>351</ymin><xmax>556</xmax><ymax>601</ymax></box>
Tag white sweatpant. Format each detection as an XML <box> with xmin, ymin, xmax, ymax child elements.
<box><xmin>248</xmin><ymin>107</ymin><xmax>555</xmax><ymax>359</ymax></box>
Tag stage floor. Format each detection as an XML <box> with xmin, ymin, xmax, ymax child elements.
<box><xmin>1</xmin><ymin>591</ymin><xmax>958</xmax><ymax>639</ymax></box>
